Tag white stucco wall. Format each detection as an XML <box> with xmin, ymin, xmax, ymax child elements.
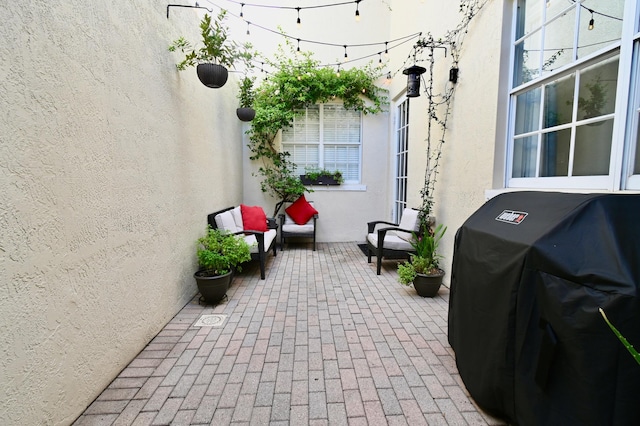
<box><xmin>387</xmin><ymin>0</ymin><xmax>508</xmax><ymax>283</ymax></box>
<box><xmin>0</xmin><ymin>2</ymin><xmax>245</xmax><ymax>424</ymax></box>
<box><xmin>0</xmin><ymin>0</ymin><xmax>510</xmax><ymax>422</ymax></box>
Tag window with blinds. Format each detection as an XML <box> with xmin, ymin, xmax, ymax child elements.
<box><xmin>282</xmin><ymin>104</ymin><xmax>362</xmax><ymax>183</ymax></box>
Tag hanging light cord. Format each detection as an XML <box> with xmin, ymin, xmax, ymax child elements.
<box><xmin>221</xmin><ymin>0</ymin><xmax>364</xmax><ymax>12</ymax></box>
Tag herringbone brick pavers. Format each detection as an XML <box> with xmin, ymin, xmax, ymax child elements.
<box><xmin>73</xmin><ymin>243</ymin><xmax>505</xmax><ymax>426</ymax></box>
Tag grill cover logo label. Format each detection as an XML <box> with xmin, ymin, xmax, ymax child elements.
<box><xmin>495</xmin><ymin>210</ymin><xmax>528</xmax><ymax>225</ymax></box>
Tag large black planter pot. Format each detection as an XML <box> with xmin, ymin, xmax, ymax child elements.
<box><xmin>196</xmin><ymin>63</ymin><xmax>229</xmax><ymax>88</ymax></box>
<box><xmin>413</xmin><ymin>270</ymin><xmax>444</xmax><ymax>297</ymax></box>
<box><xmin>236</xmin><ymin>107</ymin><xmax>256</xmax><ymax>122</ymax></box>
<box><xmin>194</xmin><ymin>270</ymin><xmax>232</xmax><ymax>304</ymax></box>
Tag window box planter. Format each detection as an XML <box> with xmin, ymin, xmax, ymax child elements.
<box><xmin>300</xmin><ymin>174</ymin><xmax>341</xmax><ymax>186</ymax></box>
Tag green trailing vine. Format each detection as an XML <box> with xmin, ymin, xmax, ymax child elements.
<box><xmin>248</xmin><ymin>42</ymin><xmax>388</xmax><ymax>215</ymax></box>
<box><xmin>398</xmin><ymin>0</ymin><xmax>489</xmax><ymax>227</ymax></box>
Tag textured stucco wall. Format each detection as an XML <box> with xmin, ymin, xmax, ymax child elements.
<box><xmin>387</xmin><ymin>0</ymin><xmax>507</xmax><ymax>283</ymax></box>
<box><xmin>0</xmin><ymin>1</ymin><xmax>244</xmax><ymax>424</ymax></box>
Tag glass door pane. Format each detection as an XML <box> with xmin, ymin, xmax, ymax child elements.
<box><xmin>394</xmin><ymin>99</ymin><xmax>409</xmax><ymax>222</ymax></box>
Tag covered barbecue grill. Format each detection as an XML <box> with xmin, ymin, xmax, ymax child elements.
<box><xmin>448</xmin><ymin>191</ymin><xmax>640</xmax><ymax>425</ymax></box>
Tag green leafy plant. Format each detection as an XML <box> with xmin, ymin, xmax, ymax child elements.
<box><xmin>398</xmin><ymin>223</ymin><xmax>447</xmax><ymax>285</ymax></box>
<box><xmin>168</xmin><ymin>10</ymin><xmax>254</xmax><ymax>70</ymax></box>
<box><xmin>237</xmin><ymin>76</ymin><xmax>256</xmax><ymax>108</ymax></box>
<box><xmin>599</xmin><ymin>308</ymin><xmax>640</xmax><ymax>365</ymax></box>
<box><xmin>196</xmin><ymin>227</ymin><xmax>252</xmax><ymax>276</ymax></box>
<box><xmin>303</xmin><ymin>167</ymin><xmax>344</xmax><ymax>184</ymax></box>
<box><xmin>247</xmin><ymin>41</ymin><xmax>387</xmax><ymax>215</ymax></box>
<box><xmin>257</xmin><ymin>152</ymin><xmax>307</xmax><ymax>217</ymax></box>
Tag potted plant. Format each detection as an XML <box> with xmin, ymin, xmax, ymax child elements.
<box><xmin>398</xmin><ymin>223</ymin><xmax>447</xmax><ymax>297</ymax></box>
<box><xmin>168</xmin><ymin>10</ymin><xmax>254</xmax><ymax>88</ymax></box>
<box><xmin>300</xmin><ymin>167</ymin><xmax>344</xmax><ymax>185</ymax></box>
<box><xmin>236</xmin><ymin>75</ymin><xmax>256</xmax><ymax>121</ymax></box>
<box><xmin>194</xmin><ymin>226</ymin><xmax>251</xmax><ymax>304</ymax></box>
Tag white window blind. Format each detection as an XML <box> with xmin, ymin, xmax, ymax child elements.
<box><xmin>282</xmin><ymin>103</ymin><xmax>362</xmax><ymax>183</ymax></box>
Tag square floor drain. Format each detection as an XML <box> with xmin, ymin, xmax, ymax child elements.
<box><xmin>194</xmin><ymin>314</ymin><xmax>227</xmax><ymax>327</ymax></box>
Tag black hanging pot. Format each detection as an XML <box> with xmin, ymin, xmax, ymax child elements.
<box><xmin>196</xmin><ymin>63</ymin><xmax>229</xmax><ymax>88</ymax></box>
<box><xmin>236</xmin><ymin>107</ymin><xmax>256</xmax><ymax>122</ymax></box>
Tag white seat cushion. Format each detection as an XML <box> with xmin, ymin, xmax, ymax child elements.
<box><xmin>245</xmin><ymin>229</ymin><xmax>277</xmax><ymax>254</ymax></box>
<box><xmin>367</xmin><ymin>232</ymin><xmax>414</xmax><ymax>251</ymax></box>
<box><xmin>282</xmin><ymin>223</ymin><xmax>315</xmax><ymax>234</ymax></box>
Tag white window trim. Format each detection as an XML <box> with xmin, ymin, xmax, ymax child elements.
<box><xmin>506</xmin><ymin>0</ymin><xmax>638</xmax><ymax>191</ymax></box>
<box><xmin>282</xmin><ymin>102</ymin><xmax>364</xmax><ymax>186</ymax></box>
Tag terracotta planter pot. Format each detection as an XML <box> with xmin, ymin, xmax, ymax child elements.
<box><xmin>413</xmin><ymin>270</ymin><xmax>444</xmax><ymax>297</ymax></box>
<box><xmin>196</xmin><ymin>63</ymin><xmax>229</xmax><ymax>88</ymax></box>
<box><xmin>194</xmin><ymin>270</ymin><xmax>232</xmax><ymax>304</ymax></box>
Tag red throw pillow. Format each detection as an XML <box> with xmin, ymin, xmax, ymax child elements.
<box><xmin>285</xmin><ymin>195</ymin><xmax>318</xmax><ymax>225</ymax></box>
<box><xmin>241</xmin><ymin>204</ymin><xmax>268</xmax><ymax>232</ymax></box>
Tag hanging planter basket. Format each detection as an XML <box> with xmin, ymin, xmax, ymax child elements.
<box><xmin>196</xmin><ymin>63</ymin><xmax>229</xmax><ymax>88</ymax></box>
<box><xmin>236</xmin><ymin>107</ymin><xmax>256</xmax><ymax>122</ymax></box>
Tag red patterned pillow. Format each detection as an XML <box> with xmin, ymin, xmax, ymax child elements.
<box><xmin>241</xmin><ymin>204</ymin><xmax>268</xmax><ymax>232</ymax></box>
<box><xmin>285</xmin><ymin>195</ymin><xmax>318</xmax><ymax>225</ymax></box>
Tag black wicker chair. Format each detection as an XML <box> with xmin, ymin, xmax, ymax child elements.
<box><xmin>366</xmin><ymin>208</ymin><xmax>424</xmax><ymax>275</ymax></box>
<box><xmin>208</xmin><ymin>207</ymin><xmax>277</xmax><ymax>280</ymax></box>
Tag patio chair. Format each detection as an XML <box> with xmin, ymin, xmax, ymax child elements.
<box><xmin>278</xmin><ymin>197</ymin><xmax>318</xmax><ymax>251</ymax></box>
<box><xmin>366</xmin><ymin>208</ymin><xmax>423</xmax><ymax>275</ymax></box>
<box><xmin>208</xmin><ymin>205</ymin><xmax>277</xmax><ymax>279</ymax></box>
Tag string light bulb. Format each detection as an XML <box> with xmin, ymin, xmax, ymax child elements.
<box><xmin>344</xmin><ymin>45</ymin><xmax>348</xmax><ymax>60</ymax></box>
<box><xmin>240</xmin><ymin>3</ymin><xmax>244</xmax><ymax>19</ymax></box>
<box><xmin>355</xmin><ymin>0</ymin><xmax>361</xmax><ymax>22</ymax></box>
<box><xmin>246</xmin><ymin>22</ymin><xmax>250</xmax><ymax>36</ymax></box>
<box><xmin>588</xmin><ymin>9</ymin><xmax>595</xmax><ymax>30</ymax></box>
<box><xmin>336</xmin><ymin>65</ymin><xmax>341</xmax><ymax>77</ymax></box>
<box><xmin>297</xmin><ymin>39</ymin><xmax>301</xmax><ymax>55</ymax></box>
<box><xmin>384</xmin><ymin>42</ymin><xmax>389</xmax><ymax>58</ymax></box>
<box><xmin>378</xmin><ymin>53</ymin><xmax>382</xmax><ymax>64</ymax></box>
<box><xmin>385</xmin><ymin>71</ymin><xmax>392</xmax><ymax>85</ymax></box>
<box><xmin>296</xmin><ymin>7</ymin><xmax>301</xmax><ymax>28</ymax></box>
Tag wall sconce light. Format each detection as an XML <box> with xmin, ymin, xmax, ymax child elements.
<box><xmin>402</xmin><ymin>65</ymin><xmax>426</xmax><ymax>97</ymax></box>
<box><xmin>449</xmin><ymin>67</ymin><xmax>459</xmax><ymax>84</ymax></box>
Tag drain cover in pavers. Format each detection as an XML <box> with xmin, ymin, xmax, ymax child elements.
<box><xmin>194</xmin><ymin>314</ymin><xmax>227</xmax><ymax>327</ymax></box>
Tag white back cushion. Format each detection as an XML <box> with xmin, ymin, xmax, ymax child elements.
<box><xmin>215</xmin><ymin>211</ymin><xmax>239</xmax><ymax>233</ymax></box>
<box><xmin>231</xmin><ymin>206</ymin><xmax>244</xmax><ymax>230</ymax></box>
<box><xmin>398</xmin><ymin>208</ymin><xmax>419</xmax><ymax>233</ymax></box>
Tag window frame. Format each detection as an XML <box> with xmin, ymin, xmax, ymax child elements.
<box><xmin>281</xmin><ymin>102</ymin><xmax>363</xmax><ymax>185</ymax></box>
<box><xmin>506</xmin><ymin>0</ymin><xmax>637</xmax><ymax>191</ymax></box>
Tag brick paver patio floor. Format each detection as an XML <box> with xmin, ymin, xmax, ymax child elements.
<box><xmin>73</xmin><ymin>242</ymin><xmax>506</xmax><ymax>425</ymax></box>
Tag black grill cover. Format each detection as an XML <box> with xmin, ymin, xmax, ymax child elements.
<box><xmin>448</xmin><ymin>191</ymin><xmax>640</xmax><ymax>426</ymax></box>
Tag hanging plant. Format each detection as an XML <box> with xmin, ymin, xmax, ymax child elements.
<box><xmin>168</xmin><ymin>10</ymin><xmax>254</xmax><ymax>88</ymax></box>
<box><xmin>247</xmin><ymin>42</ymin><xmax>388</xmax><ymax>215</ymax></box>
<box><xmin>236</xmin><ymin>76</ymin><xmax>256</xmax><ymax>121</ymax></box>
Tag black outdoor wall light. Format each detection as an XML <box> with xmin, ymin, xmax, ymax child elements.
<box><xmin>402</xmin><ymin>65</ymin><xmax>426</xmax><ymax>97</ymax></box>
